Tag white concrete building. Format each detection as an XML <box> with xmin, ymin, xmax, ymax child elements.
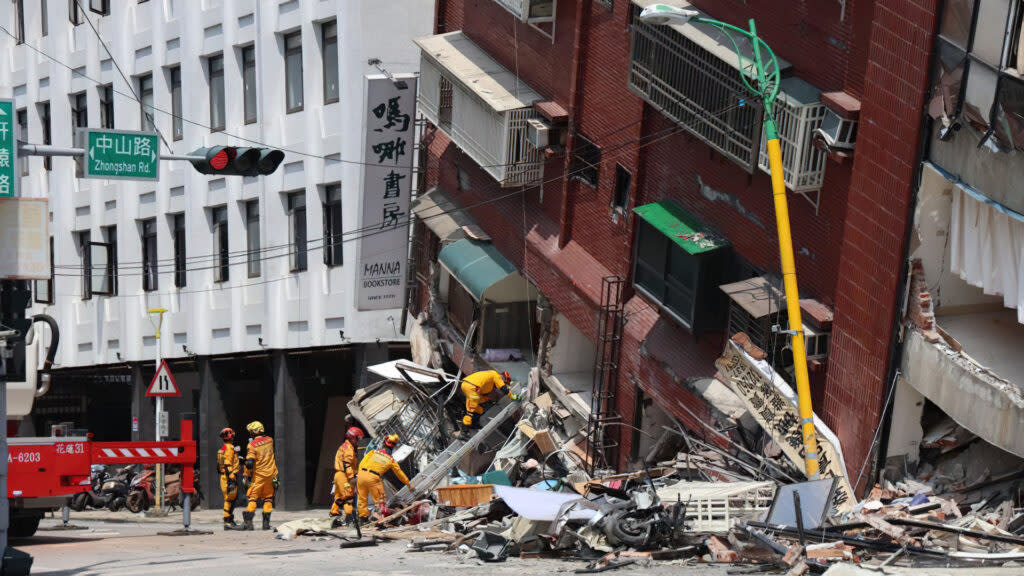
<box><xmin>1</xmin><ymin>0</ymin><xmax>432</xmax><ymax>509</ymax></box>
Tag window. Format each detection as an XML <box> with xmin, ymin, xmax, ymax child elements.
<box><xmin>571</xmin><ymin>133</ymin><xmax>600</xmax><ymax>187</ymax></box>
<box><xmin>40</xmin><ymin>0</ymin><xmax>47</xmax><ymax>37</ymax></box>
<box><xmin>446</xmin><ymin>273</ymin><xmax>476</xmax><ymax>336</ymax></box>
<box><xmin>141</xmin><ymin>218</ymin><xmax>157</xmax><ymax>292</ymax></box>
<box><xmin>17</xmin><ymin>109</ymin><xmax>28</xmax><ymax>176</ymax></box>
<box><xmin>170</xmin><ymin>66</ymin><xmax>182</xmax><ymax>140</ymax></box>
<box><xmin>322</xmin><ymin>184</ymin><xmax>342</xmax><ymax>267</ymax></box>
<box><xmin>138</xmin><ymin>73</ymin><xmax>154</xmax><ymax>132</ymax></box>
<box><xmin>242</xmin><ymin>46</ymin><xmax>257</xmax><ymax>124</ymax></box>
<box><xmin>287</xmin><ymin>192</ymin><xmax>307</xmax><ymax>272</ymax></box>
<box><xmin>77</xmin><ymin>231</ymin><xmax>91</xmax><ymax>300</ymax></box>
<box><xmin>34</xmin><ymin>237</ymin><xmax>54</xmax><ymax>305</ymax></box>
<box><xmin>631</xmin><ymin>204</ymin><xmax>728</xmax><ymax>333</ymax></box>
<box><xmin>99</xmin><ymin>84</ymin><xmax>114</xmax><ymax>129</ymax></box>
<box><xmin>71</xmin><ymin>92</ymin><xmax>88</xmax><ymax>133</ymax></box>
<box><xmin>15</xmin><ymin>0</ymin><xmax>25</xmax><ymax>43</ymax></box>
<box><xmin>245</xmin><ymin>200</ymin><xmax>260</xmax><ymax>278</ymax></box>
<box><xmin>69</xmin><ymin>0</ymin><xmax>84</xmax><ymax>25</ymax></box>
<box><xmin>284</xmin><ymin>32</ymin><xmax>304</xmax><ymax>113</ymax></box>
<box><xmin>208</xmin><ymin>54</ymin><xmax>225</xmax><ymax>131</ymax></box>
<box><xmin>89</xmin><ymin>0</ymin><xmax>108</xmax><ymax>15</ymax></box>
<box><xmin>97</xmin><ymin>225</ymin><xmax>117</xmax><ymax>296</ymax></box>
<box><xmin>173</xmin><ymin>213</ymin><xmax>186</xmax><ymax>288</ymax></box>
<box><xmin>612</xmin><ymin>164</ymin><xmax>631</xmax><ymax>211</ymax></box>
<box><xmin>212</xmin><ymin>207</ymin><xmax>228</xmax><ymax>283</ymax></box>
<box><xmin>322</xmin><ymin>20</ymin><xmax>339</xmax><ymax>103</ymax></box>
<box><xmin>39</xmin><ymin>102</ymin><xmax>51</xmax><ymax>171</ymax></box>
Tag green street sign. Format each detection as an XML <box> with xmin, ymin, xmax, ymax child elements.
<box><xmin>0</xmin><ymin>99</ymin><xmax>17</xmax><ymax>197</ymax></box>
<box><xmin>82</xmin><ymin>128</ymin><xmax>159</xmax><ymax>181</ymax></box>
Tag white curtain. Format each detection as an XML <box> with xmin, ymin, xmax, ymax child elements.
<box><xmin>950</xmin><ymin>184</ymin><xmax>1024</xmax><ymax>324</ymax></box>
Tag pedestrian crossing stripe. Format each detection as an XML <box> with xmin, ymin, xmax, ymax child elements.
<box><xmin>146</xmin><ymin>360</ymin><xmax>181</xmax><ymax>397</ymax></box>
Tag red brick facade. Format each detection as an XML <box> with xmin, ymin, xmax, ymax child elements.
<box><xmin>417</xmin><ymin>0</ymin><xmax>939</xmax><ymax>489</ymax></box>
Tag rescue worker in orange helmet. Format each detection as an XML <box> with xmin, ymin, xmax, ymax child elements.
<box><xmin>357</xmin><ymin>433</ymin><xmax>413</xmax><ymax>520</ymax></box>
<box><xmin>330</xmin><ymin>427</ymin><xmax>364</xmax><ymax>523</ymax></box>
<box><xmin>216</xmin><ymin>427</ymin><xmax>241</xmax><ymax>530</ymax></box>
<box><xmin>242</xmin><ymin>421</ymin><xmax>278</xmax><ymax>531</ymax></box>
<box><xmin>460</xmin><ymin>370</ymin><xmax>521</xmax><ymax>429</ymax></box>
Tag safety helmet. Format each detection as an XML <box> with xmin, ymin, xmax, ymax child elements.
<box><xmin>501</xmin><ymin>371</ymin><xmax>511</xmax><ymax>383</ymax></box>
<box><xmin>346</xmin><ymin>427</ymin><xmax>365</xmax><ymax>443</ymax></box>
<box><xmin>384</xmin><ymin>433</ymin><xmax>400</xmax><ymax>448</ymax></box>
<box><xmin>219</xmin><ymin>427</ymin><xmax>234</xmax><ymax>441</ymax></box>
<box><xmin>246</xmin><ymin>421</ymin><xmax>265</xmax><ymax>435</ymax></box>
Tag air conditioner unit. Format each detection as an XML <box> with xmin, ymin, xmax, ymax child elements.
<box><xmin>526</xmin><ymin>118</ymin><xmax>550</xmax><ymax>149</ymax></box>
<box><xmin>815</xmin><ymin>108</ymin><xmax>857</xmax><ymax>150</ymax></box>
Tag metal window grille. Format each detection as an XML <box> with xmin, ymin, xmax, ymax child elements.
<box><xmin>418</xmin><ymin>56</ymin><xmax>543</xmax><ymax>187</ymax></box>
<box><xmin>628</xmin><ymin>9</ymin><xmax>764</xmax><ymax>172</ymax></box>
<box><xmin>757</xmin><ymin>90</ymin><xmax>828</xmax><ymax>192</ymax></box>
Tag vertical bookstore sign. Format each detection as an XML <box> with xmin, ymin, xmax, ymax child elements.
<box><xmin>357</xmin><ymin>75</ymin><xmax>417</xmax><ymax>310</ymax></box>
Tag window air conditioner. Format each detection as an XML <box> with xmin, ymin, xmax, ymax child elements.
<box><xmin>526</xmin><ymin>118</ymin><xmax>550</xmax><ymax>149</ymax></box>
<box><xmin>815</xmin><ymin>108</ymin><xmax>857</xmax><ymax>150</ymax></box>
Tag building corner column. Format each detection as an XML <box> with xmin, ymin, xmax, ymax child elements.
<box><xmin>272</xmin><ymin>350</ymin><xmax>305</xmax><ymax>510</ymax></box>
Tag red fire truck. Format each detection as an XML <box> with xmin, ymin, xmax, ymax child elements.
<box><xmin>6</xmin><ymin>316</ymin><xmax>197</xmax><ymax>537</ymax></box>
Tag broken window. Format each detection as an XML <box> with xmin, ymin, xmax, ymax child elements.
<box><xmin>962</xmin><ymin>59</ymin><xmax>998</xmax><ymax>131</ymax></box>
<box><xmin>939</xmin><ymin>0</ymin><xmax>975</xmax><ymax>49</ymax></box>
<box><xmin>928</xmin><ymin>40</ymin><xmax>967</xmax><ymax>123</ymax></box>
<box><xmin>992</xmin><ymin>73</ymin><xmax>1024</xmax><ymax>151</ymax></box>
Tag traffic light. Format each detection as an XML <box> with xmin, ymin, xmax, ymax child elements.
<box><xmin>188</xmin><ymin>146</ymin><xmax>285</xmax><ymax>176</ymax></box>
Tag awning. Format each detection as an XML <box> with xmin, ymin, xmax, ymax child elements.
<box><xmin>720</xmin><ymin>277</ymin><xmax>783</xmax><ymax>320</ymax></box>
<box><xmin>439</xmin><ymin>238</ymin><xmax>517</xmax><ymax>301</ymax></box>
<box><xmin>414</xmin><ymin>31</ymin><xmax>542</xmax><ymax>113</ymax></box>
<box><xmin>633</xmin><ymin>200</ymin><xmax>728</xmax><ymax>255</ymax></box>
<box><xmin>629</xmin><ymin>0</ymin><xmax>791</xmax><ymax>76</ymax></box>
<box><xmin>411</xmin><ymin>187</ymin><xmax>479</xmax><ymax>243</ymax></box>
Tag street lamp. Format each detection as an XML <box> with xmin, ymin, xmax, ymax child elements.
<box><xmin>638</xmin><ymin>4</ymin><xmax>821</xmax><ymax>479</ymax></box>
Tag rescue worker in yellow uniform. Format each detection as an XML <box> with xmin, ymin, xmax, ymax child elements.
<box><xmin>357</xmin><ymin>434</ymin><xmax>413</xmax><ymax>520</ymax></box>
<box><xmin>216</xmin><ymin>427</ymin><xmax>241</xmax><ymax>530</ymax></box>
<box><xmin>330</xmin><ymin>426</ymin><xmax>364</xmax><ymax>524</ymax></box>
<box><xmin>460</xmin><ymin>370</ymin><xmax>521</xmax><ymax>429</ymax></box>
<box><xmin>242</xmin><ymin>421</ymin><xmax>278</xmax><ymax>531</ymax></box>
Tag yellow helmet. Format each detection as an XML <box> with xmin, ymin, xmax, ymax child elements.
<box><xmin>246</xmin><ymin>421</ymin><xmax>265</xmax><ymax>435</ymax></box>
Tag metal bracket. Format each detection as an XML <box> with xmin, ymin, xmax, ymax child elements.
<box><xmin>771</xmin><ymin>324</ymin><xmax>798</xmax><ymax>336</ymax></box>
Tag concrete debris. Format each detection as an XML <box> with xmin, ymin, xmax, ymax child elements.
<box><xmin>304</xmin><ymin>345</ymin><xmax>1024</xmax><ymax>573</ymax></box>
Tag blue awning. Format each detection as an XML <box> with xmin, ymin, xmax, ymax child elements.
<box><xmin>438</xmin><ymin>239</ymin><xmax>517</xmax><ymax>301</ymax></box>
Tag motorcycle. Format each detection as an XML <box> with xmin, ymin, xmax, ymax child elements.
<box><xmin>126</xmin><ymin>465</ymin><xmax>202</xmax><ymax>513</ymax></box>
<box><xmin>70</xmin><ymin>465</ymin><xmax>136</xmax><ymax>512</ymax></box>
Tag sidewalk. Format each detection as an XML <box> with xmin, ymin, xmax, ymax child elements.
<box><xmin>51</xmin><ymin>507</ymin><xmax>333</xmax><ymax>525</ymax></box>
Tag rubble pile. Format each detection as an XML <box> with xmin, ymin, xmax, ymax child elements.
<box><xmin>301</xmin><ymin>356</ymin><xmax>1024</xmax><ymax>573</ymax></box>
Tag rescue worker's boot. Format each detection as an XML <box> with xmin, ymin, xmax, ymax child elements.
<box><xmin>241</xmin><ymin>511</ymin><xmax>255</xmax><ymax>531</ymax></box>
<box><xmin>223</xmin><ymin>516</ymin><xmax>239</xmax><ymax>530</ymax></box>
<box><xmin>262</xmin><ymin>512</ymin><xmax>272</xmax><ymax>531</ymax></box>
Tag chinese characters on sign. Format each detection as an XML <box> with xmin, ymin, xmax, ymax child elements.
<box><xmin>357</xmin><ymin>75</ymin><xmax>417</xmax><ymax>310</ymax></box>
<box><xmin>0</xmin><ymin>99</ymin><xmax>18</xmax><ymax>198</ymax></box>
<box><xmin>716</xmin><ymin>341</ymin><xmax>855</xmax><ymax>513</ymax></box>
<box><xmin>81</xmin><ymin>128</ymin><xmax>160</xmax><ymax>181</ymax></box>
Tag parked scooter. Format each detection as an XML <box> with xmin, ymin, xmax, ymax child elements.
<box><xmin>125</xmin><ymin>465</ymin><xmax>202</xmax><ymax>513</ymax></box>
<box><xmin>69</xmin><ymin>465</ymin><xmax>136</xmax><ymax>511</ymax></box>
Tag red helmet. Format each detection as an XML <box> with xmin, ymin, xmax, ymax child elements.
<box><xmin>384</xmin><ymin>433</ymin><xmax>400</xmax><ymax>448</ymax></box>
<box><xmin>501</xmin><ymin>371</ymin><xmax>511</xmax><ymax>383</ymax></box>
<box><xmin>219</xmin><ymin>428</ymin><xmax>234</xmax><ymax>441</ymax></box>
<box><xmin>345</xmin><ymin>427</ymin><xmax>365</xmax><ymax>443</ymax></box>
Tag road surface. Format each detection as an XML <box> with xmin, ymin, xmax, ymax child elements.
<box><xmin>13</xmin><ymin>510</ymin><xmax>735</xmax><ymax>575</ymax></box>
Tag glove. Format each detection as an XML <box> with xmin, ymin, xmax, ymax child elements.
<box><xmin>272</xmin><ymin>477</ymin><xmax>280</xmax><ymax>490</ymax></box>
<box><xmin>508</xmin><ymin>392</ymin><xmax>522</xmax><ymax>401</ymax></box>
<box><xmin>227</xmin><ymin>478</ymin><xmax>236</xmax><ymax>492</ymax></box>
<box><xmin>343</xmin><ymin>483</ymin><xmax>351</xmax><ymax>489</ymax></box>
<box><xmin>241</xmin><ymin>476</ymin><xmax>250</xmax><ymax>489</ymax></box>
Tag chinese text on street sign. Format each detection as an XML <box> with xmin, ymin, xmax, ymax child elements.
<box><xmin>716</xmin><ymin>340</ymin><xmax>856</xmax><ymax>513</ymax></box>
<box><xmin>82</xmin><ymin>128</ymin><xmax>160</xmax><ymax>181</ymax></box>
<box><xmin>357</xmin><ymin>75</ymin><xmax>417</xmax><ymax>310</ymax></box>
<box><xmin>0</xmin><ymin>99</ymin><xmax>18</xmax><ymax>198</ymax></box>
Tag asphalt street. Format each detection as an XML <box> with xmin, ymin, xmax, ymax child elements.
<box><xmin>12</xmin><ymin>510</ymin><xmax>735</xmax><ymax>575</ymax></box>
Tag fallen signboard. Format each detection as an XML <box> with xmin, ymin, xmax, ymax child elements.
<box><xmin>716</xmin><ymin>340</ymin><xmax>855</xmax><ymax>513</ymax></box>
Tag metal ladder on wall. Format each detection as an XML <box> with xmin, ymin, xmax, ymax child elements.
<box><xmin>585</xmin><ymin>276</ymin><xmax>625</xmax><ymax>475</ymax></box>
